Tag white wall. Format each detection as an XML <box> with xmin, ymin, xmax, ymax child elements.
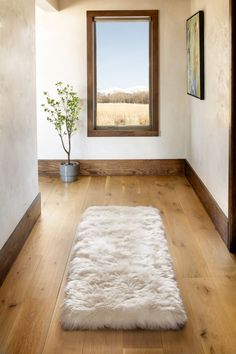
<box><xmin>36</xmin><ymin>0</ymin><xmax>189</xmax><ymax>160</ymax></box>
<box><xmin>0</xmin><ymin>0</ymin><xmax>39</xmax><ymax>249</ymax></box>
<box><xmin>187</xmin><ymin>0</ymin><xmax>230</xmax><ymax>215</ymax></box>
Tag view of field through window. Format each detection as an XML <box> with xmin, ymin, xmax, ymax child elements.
<box><xmin>95</xmin><ymin>19</ymin><xmax>150</xmax><ymax>127</ymax></box>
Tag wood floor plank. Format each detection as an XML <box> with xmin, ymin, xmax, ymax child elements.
<box><xmin>123</xmin><ymin>331</ymin><xmax>162</xmax><ymax>349</ymax></box>
<box><xmin>82</xmin><ymin>330</ymin><xmax>123</xmax><ymax>354</ymax></box>
<box><xmin>182</xmin><ymin>277</ymin><xmax>236</xmax><ymax>354</ymax></box>
<box><xmin>41</xmin><ymin>283</ymin><xmax>85</xmax><ymax>354</ymax></box>
<box><xmin>192</xmin><ymin>228</ymin><xmax>236</xmax><ymax>277</ymax></box>
<box><xmin>161</xmin><ymin>278</ymin><xmax>204</xmax><ymax>354</ymax></box>
<box><xmin>0</xmin><ymin>253</ymin><xmax>42</xmax><ymax>349</ymax></box>
<box><xmin>119</xmin><ymin>175</ymin><xmax>141</xmax><ymax>207</ymax></box>
<box><xmin>81</xmin><ymin>176</ymin><xmax>106</xmax><ymax>210</ymax></box>
<box><xmin>152</xmin><ymin>177</ymin><xmax>210</xmax><ymax>278</ymax></box>
<box><xmin>105</xmin><ymin>176</ymin><xmax>124</xmax><ymax>205</ymax></box>
<box><xmin>123</xmin><ymin>349</ymin><xmax>164</xmax><ymax>354</ymax></box>
<box><xmin>211</xmin><ymin>275</ymin><xmax>236</xmax><ymax>336</ymax></box>
<box><xmin>171</xmin><ymin>176</ymin><xmax>216</xmax><ymax>232</ymax></box>
<box><xmin>0</xmin><ymin>176</ymin><xmax>236</xmax><ymax>353</ymax></box>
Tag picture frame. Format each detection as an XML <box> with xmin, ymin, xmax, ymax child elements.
<box><xmin>186</xmin><ymin>11</ymin><xmax>204</xmax><ymax>100</ymax></box>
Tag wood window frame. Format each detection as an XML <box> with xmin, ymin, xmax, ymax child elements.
<box><xmin>87</xmin><ymin>10</ymin><xmax>159</xmax><ymax>137</ymax></box>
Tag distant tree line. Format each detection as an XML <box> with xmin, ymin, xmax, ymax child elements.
<box><xmin>97</xmin><ymin>91</ymin><xmax>149</xmax><ymax>104</ymax></box>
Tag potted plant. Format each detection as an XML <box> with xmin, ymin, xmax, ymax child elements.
<box><xmin>42</xmin><ymin>82</ymin><xmax>81</xmax><ymax>182</ymax></box>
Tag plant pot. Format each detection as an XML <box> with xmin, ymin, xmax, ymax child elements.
<box><xmin>60</xmin><ymin>162</ymin><xmax>79</xmax><ymax>183</ymax></box>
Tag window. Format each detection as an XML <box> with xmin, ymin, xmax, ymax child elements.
<box><xmin>87</xmin><ymin>10</ymin><xmax>159</xmax><ymax>137</ymax></box>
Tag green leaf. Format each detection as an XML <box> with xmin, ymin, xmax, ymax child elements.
<box><xmin>41</xmin><ymin>82</ymin><xmax>81</xmax><ymax>158</ymax></box>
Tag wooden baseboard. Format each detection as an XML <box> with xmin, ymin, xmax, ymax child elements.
<box><xmin>185</xmin><ymin>161</ymin><xmax>228</xmax><ymax>246</ymax></box>
<box><xmin>0</xmin><ymin>193</ymin><xmax>41</xmax><ymax>286</ymax></box>
<box><xmin>38</xmin><ymin>159</ymin><xmax>185</xmax><ymax>176</ymax></box>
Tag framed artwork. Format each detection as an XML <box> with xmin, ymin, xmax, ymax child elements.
<box><xmin>186</xmin><ymin>11</ymin><xmax>204</xmax><ymax>100</ymax></box>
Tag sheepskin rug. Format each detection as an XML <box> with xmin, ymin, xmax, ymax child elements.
<box><xmin>61</xmin><ymin>206</ymin><xmax>187</xmax><ymax>330</ymax></box>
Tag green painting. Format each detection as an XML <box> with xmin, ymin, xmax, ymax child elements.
<box><xmin>187</xmin><ymin>11</ymin><xmax>204</xmax><ymax>99</ymax></box>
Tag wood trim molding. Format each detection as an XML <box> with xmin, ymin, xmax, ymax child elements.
<box><xmin>38</xmin><ymin>159</ymin><xmax>185</xmax><ymax>176</ymax></box>
<box><xmin>0</xmin><ymin>193</ymin><xmax>41</xmax><ymax>286</ymax></box>
<box><xmin>185</xmin><ymin>161</ymin><xmax>228</xmax><ymax>246</ymax></box>
<box><xmin>87</xmin><ymin>10</ymin><xmax>159</xmax><ymax>137</ymax></box>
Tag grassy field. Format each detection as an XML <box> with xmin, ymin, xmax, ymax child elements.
<box><xmin>97</xmin><ymin>103</ymin><xmax>149</xmax><ymax>127</ymax></box>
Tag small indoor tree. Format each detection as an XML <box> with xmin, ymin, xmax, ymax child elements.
<box><xmin>42</xmin><ymin>82</ymin><xmax>81</xmax><ymax>182</ymax></box>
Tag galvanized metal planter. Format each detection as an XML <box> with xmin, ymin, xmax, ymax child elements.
<box><xmin>60</xmin><ymin>162</ymin><xmax>80</xmax><ymax>183</ymax></box>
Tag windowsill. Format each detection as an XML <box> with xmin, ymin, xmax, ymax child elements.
<box><xmin>88</xmin><ymin>129</ymin><xmax>160</xmax><ymax>137</ymax></box>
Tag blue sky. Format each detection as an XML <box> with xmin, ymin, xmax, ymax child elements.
<box><xmin>96</xmin><ymin>21</ymin><xmax>149</xmax><ymax>90</ymax></box>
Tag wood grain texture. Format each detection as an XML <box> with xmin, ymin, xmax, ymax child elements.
<box><xmin>87</xmin><ymin>129</ymin><xmax>160</xmax><ymax>137</ymax></box>
<box><xmin>0</xmin><ymin>176</ymin><xmax>236</xmax><ymax>353</ymax></box>
<box><xmin>185</xmin><ymin>160</ymin><xmax>228</xmax><ymax>246</ymax></box>
<box><xmin>0</xmin><ymin>193</ymin><xmax>41</xmax><ymax>286</ymax></box>
<box><xmin>38</xmin><ymin>159</ymin><xmax>185</xmax><ymax>177</ymax></box>
<box><xmin>229</xmin><ymin>0</ymin><xmax>236</xmax><ymax>252</ymax></box>
<box><xmin>87</xmin><ymin>10</ymin><xmax>159</xmax><ymax>137</ymax></box>
<box><xmin>123</xmin><ymin>349</ymin><xmax>164</xmax><ymax>354</ymax></box>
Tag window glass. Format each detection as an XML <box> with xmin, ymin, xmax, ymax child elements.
<box><xmin>95</xmin><ymin>20</ymin><xmax>150</xmax><ymax>128</ymax></box>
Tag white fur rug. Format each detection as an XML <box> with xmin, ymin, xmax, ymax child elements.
<box><xmin>61</xmin><ymin>206</ymin><xmax>187</xmax><ymax>330</ymax></box>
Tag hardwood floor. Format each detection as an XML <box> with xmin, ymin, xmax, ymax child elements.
<box><xmin>0</xmin><ymin>176</ymin><xmax>236</xmax><ymax>354</ymax></box>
